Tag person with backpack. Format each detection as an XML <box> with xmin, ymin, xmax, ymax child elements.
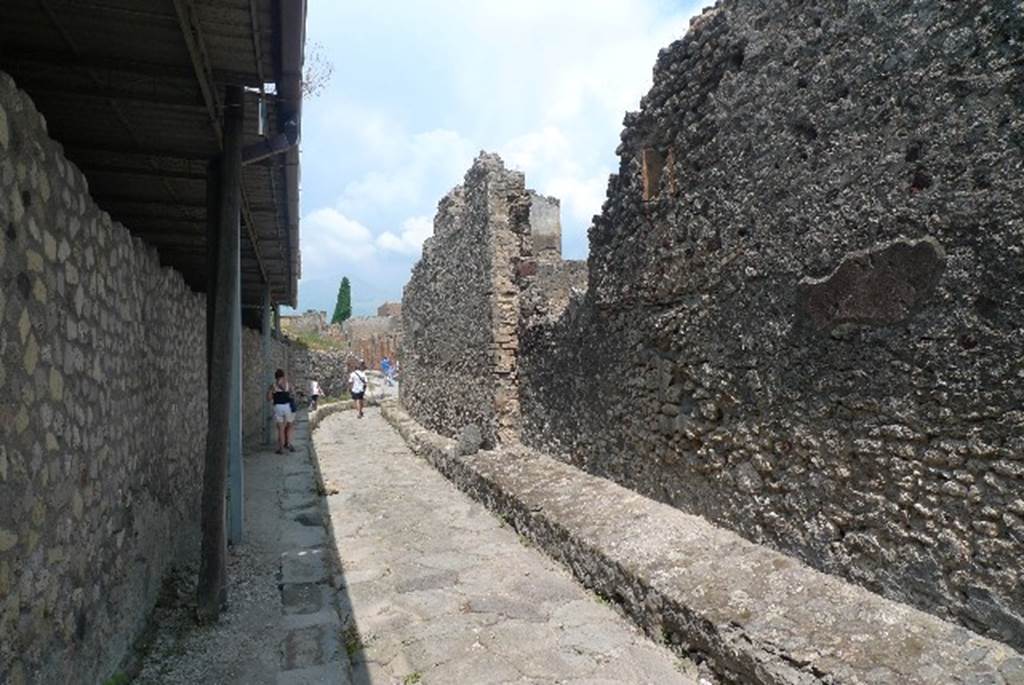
<box><xmin>268</xmin><ymin>368</ymin><xmax>296</xmax><ymax>454</ymax></box>
<box><xmin>349</xmin><ymin>361</ymin><xmax>368</xmax><ymax>419</ymax></box>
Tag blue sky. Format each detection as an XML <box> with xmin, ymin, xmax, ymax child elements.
<box><xmin>292</xmin><ymin>0</ymin><xmax>705</xmax><ymax>316</ymax></box>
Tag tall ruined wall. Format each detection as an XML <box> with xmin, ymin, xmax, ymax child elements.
<box><xmin>342</xmin><ymin>316</ymin><xmax>400</xmax><ymax>371</ymax></box>
<box><xmin>521</xmin><ymin>1</ymin><xmax>1024</xmax><ymax>648</ymax></box>
<box><xmin>401</xmin><ymin>154</ymin><xmax>530</xmax><ymax>446</ymax></box>
<box><xmin>0</xmin><ymin>73</ymin><xmax>208</xmax><ymax>683</ymax></box>
<box><xmin>288</xmin><ymin>345</ymin><xmax>348</xmax><ymax>399</ymax></box>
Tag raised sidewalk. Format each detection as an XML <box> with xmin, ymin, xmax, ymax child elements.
<box><xmin>381</xmin><ymin>402</ymin><xmax>1024</xmax><ymax>685</ymax></box>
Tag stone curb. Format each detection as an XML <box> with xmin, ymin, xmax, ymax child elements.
<box><xmin>379</xmin><ymin>402</ymin><xmax>1024</xmax><ymax>685</ymax></box>
<box><xmin>282</xmin><ymin>411</ymin><xmax>356</xmax><ymax>684</ymax></box>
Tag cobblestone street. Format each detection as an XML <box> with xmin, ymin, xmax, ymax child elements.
<box><xmin>316</xmin><ymin>408</ymin><xmax>703</xmax><ymax>685</ymax></box>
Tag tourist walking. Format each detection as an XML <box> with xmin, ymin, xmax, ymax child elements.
<box><xmin>381</xmin><ymin>356</ymin><xmax>394</xmax><ymax>386</ymax></box>
<box><xmin>350</xmin><ymin>361</ymin><xmax>368</xmax><ymax>419</ymax></box>
<box><xmin>268</xmin><ymin>369</ymin><xmax>296</xmax><ymax>454</ymax></box>
<box><xmin>309</xmin><ymin>379</ymin><xmax>323</xmax><ymax>411</ymax></box>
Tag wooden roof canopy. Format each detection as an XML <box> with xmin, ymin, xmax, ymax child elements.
<box><xmin>0</xmin><ymin>0</ymin><xmax>306</xmax><ymax>308</ymax></box>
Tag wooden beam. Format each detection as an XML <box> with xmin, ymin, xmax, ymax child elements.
<box><xmin>19</xmin><ymin>82</ymin><xmax>208</xmax><ymax>110</ymax></box>
<box><xmin>33</xmin><ymin>0</ymin><xmax>201</xmax><ymax>231</ymax></box>
<box><xmin>173</xmin><ymin>0</ymin><xmax>270</xmax><ymax>288</ymax></box>
<box><xmin>112</xmin><ymin>214</ymin><xmax>203</xmax><ymax>226</ymax></box>
<box><xmin>0</xmin><ymin>46</ymin><xmax>261</xmax><ymax>85</ymax></box>
<box><xmin>95</xmin><ymin>194</ymin><xmax>208</xmax><ymax>209</ymax></box>
<box><xmin>63</xmin><ymin>143</ymin><xmax>210</xmax><ymax>163</ymax></box>
<box><xmin>171</xmin><ymin>0</ymin><xmax>223</xmax><ymax>141</ymax></box>
<box><xmin>78</xmin><ymin>162</ymin><xmax>208</xmax><ymax>181</ymax></box>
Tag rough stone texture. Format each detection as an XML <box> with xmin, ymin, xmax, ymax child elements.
<box><xmin>376</xmin><ymin>301</ymin><xmax>401</xmax><ymax>318</ymax></box>
<box><xmin>400</xmin><ymin>153</ymin><xmax>533</xmax><ymax>448</ymax></box>
<box><xmin>0</xmin><ymin>71</ymin><xmax>207</xmax><ymax>684</ymax></box>
<box><xmin>280</xmin><ymin>309</ymin><xmax>330</xmax><ymax>336</ymax></box>
<box><xmin>399</xmin><ymin>2</ymin><xmax>1024</xmax><ymax>651</ymax></box>
<box><xmin>457</xmin><ymin>423</ymin><xmax>483</xmax><ymax>456</ymax></box>
<box><xmin>289</xmin><ymin>346</ymin><xmax>350</xmax><ymax>401</ymax></box>
<box><xmin>340</xmin><ymin>316</ymin><xmax>400</xmax><ymax>370</ymax></box>
<box><xmin>314</xmin><ymin>407</ymin><xmax>705</xmax><ymax>685</ymax></box>
<box><xmin>280</xmin><ymin>311</ymin><xmax>401</xmax><ymax>373</ymax></box>
<box><xmin>382</xmin><ymin>402</ymin><xmax>1024</xmax><ymax>685</ymax></box>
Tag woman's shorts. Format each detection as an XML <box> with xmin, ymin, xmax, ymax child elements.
<box><xmin>351</xmin><ymin>391</ymin><xmax>365</xmax><ymax>401</ymax></box>
<box><xmin>273</xmin><ymin>403</ymin><xmax>295</xmax><ymax>424</ymax></box>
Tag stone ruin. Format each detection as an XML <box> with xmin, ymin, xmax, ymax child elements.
<box><xmin>401</xmin><ymin>154</ymin><xmax>586</xmax><ymax>448</ymax></box>
<box><xmin>280</xmin><ymin>306</ymin><xmax>402</xmax><ymax>397</ymax></box>
<box><xmin>401</xmin><ymin>0</ymin><xmax>1024</xmax><ymax>653</ymax></box>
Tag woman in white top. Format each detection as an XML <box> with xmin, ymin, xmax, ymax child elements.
<box><xmin>267</xmin><ymin>369</ymin><xmax>295</xmax><ymax>454</ymax></box>
<box><xmin>349</xmin><ymin>361</ymin><xmax>368</xmax><ymax>419</ymax></box>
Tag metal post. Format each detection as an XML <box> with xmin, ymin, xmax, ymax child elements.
<box><xmin>196</xmin><ymin>85</ymin><xmax>245</xmax><ymax>621</ymax></box>
<box><xmin>261</xmin><ymin>284</ymin><xmax>272</xmax><ymax>445</ymax></box>
<box><xmin>227</xmin><ymin>232</ymin><xmax>243</xmax><ymax>545</ymax></box>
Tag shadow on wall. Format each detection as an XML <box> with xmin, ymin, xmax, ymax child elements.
<box><xmin>397</xmin><ymin>0</ymin><xmax>1024</xmax><ymax>651</ymax></box>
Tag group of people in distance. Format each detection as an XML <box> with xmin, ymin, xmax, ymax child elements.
<box><xmin>266</xmin><ymin>358</ymin><xmax>390</xmax><ymax>454</ymax></box>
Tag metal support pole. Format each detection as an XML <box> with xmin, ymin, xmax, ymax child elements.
<box><xmin>273</xmin><ymin>304</ymin><xmax>281</xmax><ymax>337</ymax></box>
<box><xmin>261</xmin><ymin>284</ymin><xmax>272</xmax><ymax>445</ymax></box>
<box><xmin>227</xmin><ymin>238</ymin><xmax>243</xmax><ymax>545</ymax></box>
<box><xmin>196</xmin><ymin>85</ymin><xmax>245</xmax><ymax>621</ymax></box>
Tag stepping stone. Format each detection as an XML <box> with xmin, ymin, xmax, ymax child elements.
<box><xmin>284</xmin><ymin>474</ymin><xmax>313</xmax><ymax>493</ymax></box>
<box><xmin>277</xmin><ymin>663</ymin><xmax>351</xmax><ymax>685</ymax></box>
<box><xmin>281</xmin><ymin>492</ymin><xmax>318</xmax><ymax>512</ymax></box>
<box><xmin>281</xmin><ymin>583</ymin><xmax>327</xmax><ymax>615</ymax></box>
<box><xmin>281</xmin><ymin>521</ymin><xmax>328</xmax><ymax>548</ymax></box>
<box><xmin>281</xmin><ymin>548</ymin><xmax>329</xmax><ymax>585</ymax></box>
<box><xmin>293</xmin><ymin>509</ymin><xmax>323</xmax><ymax>527</ymax></box>
<box><xmin>279</xmin><ymin>624</ymin><xmax>343</xmax><ymax>670</ymax></box>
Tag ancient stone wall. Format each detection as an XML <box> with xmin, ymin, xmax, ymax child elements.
<box><xmin>288</xmin><ymin>345</ymin><xmax>349</xmax><ymax>400</ymax></box>
<box><xmin>280</xmin><ymin>309</ymin><xmax>328</xmax><ymax>336</ymax></box>
<box><xmin>400</xmin><ymin>154</ymin><xmax>532</xmax><ymax>446</ymax></box>
<box><xmin>402</xmin><ymin>0</ymin><xmax>1024</xmax><ymax>649</ymax></box>
<box><xmin>341</xmin><ymin>315</ymin><xmax>400</xmax><ymax>370</ymax></box>
<box><xmin>377</xmin><ymin>301</ymin><xmax>401</xmax><ymax>318</ymax></box>
<box><xmin>528</xmin><ymin>0</ymin><xmax>1024</xmax><ymax>648</ymax></box>
<box><xmin>0</xmin><ymin>72</ymin><xmax>208</xmax><ymax>683</ymax></box>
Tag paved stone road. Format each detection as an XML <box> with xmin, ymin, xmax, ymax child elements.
<box><xmin>316</xmin><ymin>408</ymin><xmax>702</xmax><ymax>685</ymax></box>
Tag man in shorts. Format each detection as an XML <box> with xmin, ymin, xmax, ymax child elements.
<box><xmin>349</xmin><ymin>361</ymin><xmax>368</xmax><ymax>419</ymax></box>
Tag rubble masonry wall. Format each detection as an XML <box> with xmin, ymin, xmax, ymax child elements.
<box><xmin>401</xmin><ymin>0</ymin><xmax>1024</xmax><ymax>650</ymax></box>
<box><xmin>0</xmin><ymin>72</ymin><xmax>207</xmax><ymax>684</ymax></box>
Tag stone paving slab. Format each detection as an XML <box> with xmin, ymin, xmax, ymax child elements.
<box><xmin>277</xmin><ymin>662</ymin><xmax>352</xmax><ymax>685</ymax></box>
<box><xmin>313</xmin><ymin>408</ymin><xmax>705</xmax><ymax>685</ymax></box>
<box><xmin>133</xmin><ymin>413</ymin><xmax>352</xmax><ymax>684</ymax></box>
<box><xmin>280</xmin><ymin>548</ymin><xmax>330</xmax><ymax>585</ymax></box>
<box><xmin>381</xmin><ymin>402</ymin><xmax>1024</xmax><ymax>685</ymax></box>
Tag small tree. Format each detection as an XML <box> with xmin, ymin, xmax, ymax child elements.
<box><xmin>332</xmin><ymin>277</ymin><xmax>352</xmax><ymax>324</ymax></box>
<box><xmin>302</xmin><ymin>41</ymin><xmax>334</xmax><ymax>98</ymax></box>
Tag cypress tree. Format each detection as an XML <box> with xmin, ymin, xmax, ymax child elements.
<box><xmin>332</xmin><ymin>277</ymin><xmax>352</xmax><ymax>324</ymax></box>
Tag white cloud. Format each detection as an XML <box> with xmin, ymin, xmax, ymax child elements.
<box><xmin>301</xmin><ymin>208</ymin><xmax>378</xmax><ymax>278</ymax></box>
<box><xmin>377</xmin><ymin>216</ymin><xmax>434</xmax><ymax>256</ymax></box>
<box><xmin>296</xmin><ymin>0</ymin><xmax>705</xmax><ymax>313</ymax></box>
<box><xmin>337</xmin><ymin>129</ymin><xmax>477</xmax><ymax>220</ymax></box>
